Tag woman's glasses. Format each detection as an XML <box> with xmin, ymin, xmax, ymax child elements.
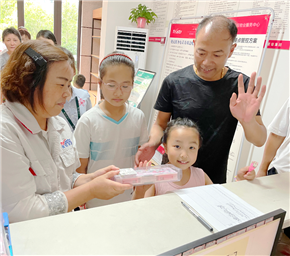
<box><xmin>101</xmin><ymin>80</ymin><xmax>133</xmax><ymax>92</ymax></box>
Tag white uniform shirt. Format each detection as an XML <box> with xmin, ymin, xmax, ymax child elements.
<box><xmin>268</xmin><ymin>98</ymin><xmax>290</xmax><ymax>173</ymax></box>
<box><xmin>1</xmin><ymin>101</ymin><xmax>81</xmax><ymax>223</ymax></box>
<box><xmin>74</xmin><ymin>103</ymin><xmax>148</xmax><ymax>208</ymax></box>
<box><xmin>58</xmin><ymin>86</ymin><xmax>92</xmax><ymax>131</ymax></box>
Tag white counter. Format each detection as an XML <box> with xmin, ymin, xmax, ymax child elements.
<box><xmin>10</xmin><ymin>173</ymin><xmax>290</xmax><ymax>255</ymax></box>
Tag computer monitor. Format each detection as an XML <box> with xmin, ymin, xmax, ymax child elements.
<box><xmin>128</xmin><ymin>69</ymin><xmax>156</xmax><ymax>108</ymax></box>
<box><xmin>159</xmin><ymin>209</ymin><xmax>286</xmax><ymax>256</ymax></box>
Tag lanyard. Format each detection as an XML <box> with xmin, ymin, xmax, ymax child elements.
<box><xmin>61</xmin><ymin>97</ymin><xmax>80</xmax><ymax>130</ymax></box>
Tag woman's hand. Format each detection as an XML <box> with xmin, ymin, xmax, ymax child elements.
<box><xmin>88</xmin><ymin>170</ymin><xmax>133</xmax><ymax>200</ymax></box>
<box><xmin>74</xmin><ymin>165</ymin><xmax>120</xmax><ymax>187</ymax></box>
<box><xmin>91</xmin><ymin>165</ymin><xmax>120</xmax><ymax>179</ymax></box>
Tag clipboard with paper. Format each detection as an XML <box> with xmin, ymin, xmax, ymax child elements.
<box><xmin>175</xmin><ymin>184</ymin><xmax>263</xmax><ymax>232</ymax></box>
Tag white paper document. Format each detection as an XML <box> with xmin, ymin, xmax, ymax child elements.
<box><xmin>175</xmin><ymin>184</ymin><xmax>263</xmax><ymax>231</ymax></box>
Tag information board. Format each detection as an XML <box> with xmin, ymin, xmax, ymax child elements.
<box><xmin>148</xmin><ymin>0</ymin><xmax>289</xmax><ymax>50</ymax></box>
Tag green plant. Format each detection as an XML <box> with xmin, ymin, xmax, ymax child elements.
<box><xmin>129</xmin><ymin>4</ymin><xmax>157</xmax><ymax>25</ymax></box>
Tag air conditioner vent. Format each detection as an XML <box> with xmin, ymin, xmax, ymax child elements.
<box><xmin>116</xmin><ymin>30</ymin><xmax>147</xmax><ymax>52</ymax></box>
<box><xmin>115</xmin><ymin>27</ymin><xmax>148</xmax><ymax>72</ymax></box>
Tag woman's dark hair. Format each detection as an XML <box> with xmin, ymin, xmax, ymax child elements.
<box><xmin>99</xmin><ymin>51</ymin><xmax>135</xmax><ymax>81</ymax></box>
<box><xmin>196</xmin><ymin>15</ymin><xmax>238</xmax><ymax>42</ymax></box>
<box><xmin>2</xmin><ymin>27</ymin><xmax>22</xmax><ymax>42</ymax></box>
<box><xmin>162</xmin><ymin>117</ymin><xmax>203</xmax><ymax>148</ymax></box>
<box><xmin>1</xmin><ymin>40</ymin><xmax>70</xmax><ymax>112</ymax></box>
<box><xmin>36</xmin><ymin>30</ymin><xmax>57</xmax><ymax>45</ymax></box>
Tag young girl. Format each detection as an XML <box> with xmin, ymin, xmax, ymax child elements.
<box><xmin>133</xmin><ymin>117</ymin><xmax>255</xmax><ymax>199</ymax></box>
<box><xmin>74</xmin><ymin>52</ymin><xmax>148</xmax><ymax>208</ymax></box>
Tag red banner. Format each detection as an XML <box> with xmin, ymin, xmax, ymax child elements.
<box><xmin>149</xmin><ymin>15</ymin><xmax>289</xmax><ymax>50</ymax></box>
<box><xmin>149</xmin><ymin>37</ymin><xmax>166</xmax><ymax>44</ymax></box>
<box><xmin>265</xmin><ymin>40</ymin><xmax>290</xmax><ymax>50</ymax></box>
<box><xmin>169</xmin><ymin>14</ymin><xmax>270</xmax><ymax>39</ymax></box>
<box><xmin>231</xmin><ymin>14</ymin><xmax>270</xmax><ymax>35</ymax></box>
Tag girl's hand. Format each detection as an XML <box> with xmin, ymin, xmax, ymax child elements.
<box><xmin>133</xmin><ymin>184</ymin><xmax>153</xmax><ymax>199</ymax></box>
<box><xmin>135</xmin><ymin>142</ymin><xmax>157</xmax><ymax>166</ymax></box>
<box><xmin>237</xmin><ymin>166</ymin><xmax>256</xmax><ymax>181</ymax></box>
<box><xmin>132</xmin><ymin>160</ymin><xmax>153</xmax><ymax>199</ymax></box>
<box><xmin>135</xmin><ymin>160</ymin><xmax>152</xmax><ymax>168</ymax></box>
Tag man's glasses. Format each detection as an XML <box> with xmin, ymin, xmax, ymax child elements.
<box><xmin>101</xmin><ymin>80</ymin><xmax>133</xmax><ymax>92</ymax></box>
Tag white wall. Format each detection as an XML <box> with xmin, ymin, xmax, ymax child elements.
<box><xmin>100</xmin><ymin>1</ymin><xmax>290</xmax><ymax>168</ymax></box>
<box><xmin>100</xmin><ymin>1</ymin><xmax>137</xmax><ymax>58</ymax></box>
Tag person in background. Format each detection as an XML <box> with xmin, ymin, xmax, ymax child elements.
<box><xmin>133</xmin><ymin>118</ymin><xmax>255</xmax><ymax>199</ymax></box>
<box><xmin>57</xmin><ymin>47</ymin><xmax>92</xmax><ymax>131</ymax></box>
<box><xmin>73</xmin><ymin>74</ymin><xmax>86</xmax><ymax>89</ymax></box>
<box><xmin>0</xmin><ymin>40</ymin><xmax>132</xmax><ymax>223</ymax></box>
<box><xmin>247</xmin><ymin>97</ymin><xmax>290</xmax><ymax>247</ymax></box>
<box><xmin>0</xmin><ymin>27</ymin><xmax>22</xmax><ymax>70</ymax></box>
<box><xmin>58</xmin><ymin>82</ymin><xmax>92</xmax><ymax>132</ymax></box>
<box><xmin>135</xmin><ymin>15</ymin><xmax>267</xmax><ymax>184</ymax></box>
<box><xmin>36</xmin><ymin>29</ymin><xmax>57</xmax><ymax>45</ymax></box>
<box><xmin>74</xmin><ymin>52</ymin><xmax>149</xmax><ymax>208</ymax></box>
<box><xmin>257</xmin><ymin>98</ymin><xmax>289</xmax><ymax>177</ymax></box>
<box><xmin>18</xmin><ymin>26</ymin><xmax>31</xmax><ymax>43</ymax></box>
<box><xmin>59</xmin><ymin>81</ymin><xmax>92</xmax><ymax>131</ymax></box>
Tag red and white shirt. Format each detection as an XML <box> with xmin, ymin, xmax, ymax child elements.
<box><xmin>1</xmin><ymin>101</ymin><xmax>81</xmax><ymax>223</ymax></box>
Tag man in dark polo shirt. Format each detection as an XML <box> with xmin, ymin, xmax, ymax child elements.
<box><xmin>136</xmin><ymin>15</ymin><xmax>267</xmax><ymax>184</ymax></box>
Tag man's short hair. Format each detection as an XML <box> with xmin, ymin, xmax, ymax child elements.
<box><xmin>2</xmin><ymin>27</ymin><xmax>22</xmax><ymax>42</ymax></box>
<box><xmin>196</xmin><ymin>15</ymin><xmax>237</xmax><ymax>42</ymax></box>
<box><xmin>74</xmin><ymin>74</ymin><xmax>86</xmax><ymax>88</ymax></box>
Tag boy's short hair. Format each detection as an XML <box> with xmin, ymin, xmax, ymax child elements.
<box><xmin>2</xmin><ymin>27</ymin><xmax>22</xmax><ymax>42</ymax></box>
<box><xmin>74</xmin><ymin>74</ymin><xmax>86</xmax><ymax>88</ymax></box>
<box><xmin>36</xmin><ymin>30</ymin><xmax>57</xmax><ymax>45</ymax></box>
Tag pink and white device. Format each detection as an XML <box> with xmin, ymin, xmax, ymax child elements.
<box><xmin>113</xmin><ymin>164</ymin><xmax>182</xmax><ymax>185</ymax></box>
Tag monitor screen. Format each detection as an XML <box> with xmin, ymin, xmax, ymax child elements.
<box><xmin>128</xmin><ymin>69</ymin><xmax>156</xmax><ymax>108</ymax></box>
<box><xmin>159</xmin><ymin>209</ymin><xmax>285</xmax><ymax>256</ymax></box>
